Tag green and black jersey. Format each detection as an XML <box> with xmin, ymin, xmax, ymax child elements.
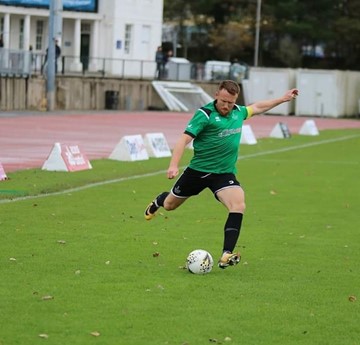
<box><xmin>184</xmin><ymin>101</ymin><xmax>252</xmax><ymax>174</ymax></box>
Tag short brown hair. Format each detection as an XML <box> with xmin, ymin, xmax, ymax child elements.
<box><xmin>218</xmin><ymin>80</ymin><xmax>240</xmax><ymax>96</ymax></box>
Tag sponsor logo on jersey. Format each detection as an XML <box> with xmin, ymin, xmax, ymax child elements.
<box><xmin>218</xmin><ymin>127</ymin><xmax>242</xmax><ymax>137</ymax></box>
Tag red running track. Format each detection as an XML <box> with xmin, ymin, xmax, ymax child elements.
<box><xmin>0</xmin><ymin>110</ymin><xmax>359</xmax><ymax>173</ymax></box>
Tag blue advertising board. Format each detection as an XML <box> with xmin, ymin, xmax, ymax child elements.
<box><xmin>0</xmin><ymin>0</ymin><xmax>98</xmax><ymax>12</ymax></box>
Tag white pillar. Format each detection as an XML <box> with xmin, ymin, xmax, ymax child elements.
<box><xmin>88</xmin><ymin>20</ymin><xmax>99</xmax><ymax>72</ymax></box>
<box><xmin>24</xmin><ymin>15</ymin><xmax>31</xmax><ymax>50</ymax></box>
<box><xmin>70</xmin><ymin>18</ymin><xmax>82</xmax><ymax>72</ymax></box>
<box><xmin>3</xmin><ymin>13</ymin><xmax>10</xmax><ymax>49</ymax></box>
<box><xmin>23</xmin><ymin>15</ymin><xmax>31</xmax><ymax>73</ymax></box>
<box><xmin>2</xmin><ymin>13</ymin><xmax>10</xmax><ymax>69</ymax></box>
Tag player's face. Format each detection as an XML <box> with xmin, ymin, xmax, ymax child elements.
<box><xmin>215</xmin><ymin>89</ymin><xmax>238</xmax><ymax>116</ymax></box>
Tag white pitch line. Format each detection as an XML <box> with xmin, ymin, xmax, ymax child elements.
<box><xmin>1</xmin><ymin>134</ymin><xmax>359</xmax><ymax>204</ymax></box>
<box><xmin>238</xmin><ymin>134</ymin><xmax>360</xmax><ymax>161</ymax></box>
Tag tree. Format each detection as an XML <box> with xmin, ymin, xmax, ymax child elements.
<box><xmin>261</xmin><ymin>0</ymin><xmax>360</xmax><ymax>69</ymax></box>
<box><xmin>163</xmin><ymin>0</ymin><xmax>360</xmax><ymax>70</ymax></box>
<box><xmin>209</xmin><ymin>21</ymin><xmax>253</xmax><ymax>61</ymax></box>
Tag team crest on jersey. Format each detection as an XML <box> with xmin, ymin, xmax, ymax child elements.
<box><xmin>215</xmin><ymin>116</ymin><xmax>221</xmax><ymax>122</ymax></box>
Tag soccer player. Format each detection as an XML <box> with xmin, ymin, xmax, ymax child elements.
<box><xmin>144</xmin><ymin>80</ymin><xmax>298</xmax><ymax>269</ymax></box>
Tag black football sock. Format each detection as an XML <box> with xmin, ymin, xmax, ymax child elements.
<box><xmin>222</xmin><ymin>212</ymin><xmax>243</xmax><ymax>253</ymax></box>
<box><xmin>155</xmin><ymin>192</ymin><xmax>169</xmax><ymax>207</ymax></box>
<box><xmin>149</xmin><ymin>192</ymin><xmax>169</xmax><ymax>213</ymax></box>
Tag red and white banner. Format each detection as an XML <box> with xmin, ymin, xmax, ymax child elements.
<box><xmin>42</xmin><ymin>143</ymin><xmax>92</xmax><ymax>172</ymax></box>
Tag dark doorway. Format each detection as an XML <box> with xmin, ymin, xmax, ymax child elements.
<box><xmin>81</xmin><ymin>33</ymin><xmax>90</xmax><ymax>72</ymax></box>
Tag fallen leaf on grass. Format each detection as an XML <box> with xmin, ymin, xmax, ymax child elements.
<box><xmin>90</xmin><ymin>331</ymin><xmax>100</xmax><ymax>337</ymax></box>
<box><xmin>270</xmin><ymin>190</ymin><xmax>277</xmax><ymax>195</ymax></box>
<box><xmin>41</xmin><ymin>295</ymin><xmax>54</xmax><ymax>301</ymax></box>
<box><xmin>38</xmin><ymin>334</ymin><xmax>49</xmax><ymax>339</ymax></box>
<box><xmin>348</xmin><ymin>295</ymin><xmax>357</xmax><ymax>302</ymax></box>
<box><xmin>153</xmin><ymin>252</ymin><xmax>160</xmax><ymax>257</ymax></box>
<box><xmin>57</xmin><ymin>240</ymin><xmax>66</xmax><ymax>244</ymax></box>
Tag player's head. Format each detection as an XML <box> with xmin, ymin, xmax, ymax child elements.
<box><xmin>218</xmin><ymin>80</ymin><xmax>240</xmax><ymax>96</ymax></box>
<box><xmin>215</xmin><ymin>80</ymin><xmax>239</xmax><ymax>116</ymax></box>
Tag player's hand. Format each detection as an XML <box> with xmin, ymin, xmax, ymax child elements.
<box><xmin>287</xmin><ymin>88</ymin><xmax>299</xmax><ymax>101</ymax></box>
<box><xmin>167</xmin><ymin>167</ymin><xmax>179</xmax><ymax>179</ymax></box>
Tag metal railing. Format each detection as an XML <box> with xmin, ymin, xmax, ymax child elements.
<box><xmin>0</xmin><ymin>50</ymin><xmax>249</xmax><ymax>82</ymax></box>
<box><xmin>0</xmin><ymin>48</ymin><xmax>33</xmax><ymax>77</ymax></box>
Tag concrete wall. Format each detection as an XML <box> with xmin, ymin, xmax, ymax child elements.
<box><xmin>0</xmin><ymin>76</ymin><xmax>220</xmax><ymax>112</ymax></box>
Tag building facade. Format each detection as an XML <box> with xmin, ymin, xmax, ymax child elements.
<box><xmin>0</xmin><ymin>0</ymin><xmax>163</xmax><ymax>77</ymax></box>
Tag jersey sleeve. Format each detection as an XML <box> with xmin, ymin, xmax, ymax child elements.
<box><xmin>184</xmin><ymin>109</ymin><xmax>209</xmax><ymax>138</ymax></box>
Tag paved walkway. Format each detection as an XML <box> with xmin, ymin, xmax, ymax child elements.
<box><xmin>0</xmin><ymin>110</ymin><xmax>359</xmax><ymax>172</ymax></box>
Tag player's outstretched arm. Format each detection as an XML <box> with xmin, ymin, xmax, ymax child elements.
<box><xmin>249</xmin><ymin>89</ymin><xmax>299</xmax><ymax>116</ymax></box>
<box><xmin>167</xmin><ymin>133</ymin><xmax>193</xmax><ymax>179</ymax></box>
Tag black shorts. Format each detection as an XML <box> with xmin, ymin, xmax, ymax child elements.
<box><xmin>171</xmin><ymin>167</ymin><xmax>241</xmax><ymax>200</ymax></box>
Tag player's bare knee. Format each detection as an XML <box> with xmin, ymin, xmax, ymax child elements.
<box><xmin>229</xmin><ymin>201</ymin><xmax>245</xmax><ymax>213</ymax></box>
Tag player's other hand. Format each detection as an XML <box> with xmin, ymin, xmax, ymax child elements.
<box><xmin>285</xmin><ymin>88</ymin><xmax>299</xmax><ymax>101</ymax></box>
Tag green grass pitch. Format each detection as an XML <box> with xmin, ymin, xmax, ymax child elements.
<box><xmin>0</xmin><ymin>129</ymin><xmax>359</xmax><ymax>345</ymax></box>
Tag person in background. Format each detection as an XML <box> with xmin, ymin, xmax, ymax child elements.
<box><xmin>155</xmin><ymin>46</ymin><xmax>164</xmax><ymax>80</ymax></box>
<box><xmin>41</xmin><ymin>39</ymin><xmax>61</xmax><ymax>74</ymax></box>
<box><xmin>144</xmin><ymin>80</ymin><xmax>299</xmax><ymax>269</ymax></box>
<box><xmin>0</xmin><ymin>34</ymin><xmax>4</xmax><ymax>48</ymax></box>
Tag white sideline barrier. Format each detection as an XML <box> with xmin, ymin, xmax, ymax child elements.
<box><xmin>109</xmin><ymin>135</ymin><xmax>149</xmax><ymax>161</ymax></box>
<box><xmin>144</xmin><ymin>133</ymin><xmax>172</xmax><ymax>158</ymax></box>
<box><xmin>299</xmin><ymin>120</ymin><xmax>319</xmax><ymax>136</ymax></box>
<box><xmin>42</xmin><ymin>143</ymin><xmax>92</xmax><ymax>172</ymax></box>
<box><xmin>0</xmin><ymin>162</ymin><xmax>8</xmax><ymax>180</ymax></box>
<box><xmin>240</xmin><ymin>125</ymin><xmax>257</xmax><ymax>145</ymax></box>
<box><xmin>270</xmin><ymin>122</ymin><xmax>292</xmax><ymax>139</ymax></box>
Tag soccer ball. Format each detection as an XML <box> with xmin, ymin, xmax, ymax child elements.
<box><xmin>186</xmin><ymin>249</ymin><xmax>214</xmax><ymax>274</ymax></box>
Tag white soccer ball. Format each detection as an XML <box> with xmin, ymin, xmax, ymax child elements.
<box><xmin>186</xmin><ymin>249</ymin><xmax>214</xmax><ymax>274</ymax></box>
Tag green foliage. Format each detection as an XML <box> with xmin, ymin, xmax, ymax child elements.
<box><xmin>163</xmin><ymin>0</ymin><xmax>360</xmax><ymax>69</ymax></box>
<box><xmin>1</xmin><ymin>129</ymin><xmax>359</xmax><ymax>344</ymax></box>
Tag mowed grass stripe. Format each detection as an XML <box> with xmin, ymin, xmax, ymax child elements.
<box><xmin>1</xmin><ymin>133</ymin><xmax>358</xmax><ymax>204</ymax></box>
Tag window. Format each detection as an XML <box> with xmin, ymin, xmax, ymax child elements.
<box><xmin>36</xmin><ymin>20</ymin><xmax>43</xmax><ymax>50</ymax></box>
<box><xmin>141</xmin><ymin>25</ymin><xmax>150</xmax><ymax>44</ymax></box>
<box><xmin>0</xmin><ymin>17</ymin><xmax>4</xmax><ymax>34</ymax></box>
<box><xmin>124</xmin><ymin>24</ymin><xmax>133</xmax><ymax>54</ymax></box>
<box><xmin>19</xmin><ymin>18</ymin><xmax>24</xmax><ymax>49</ymax></box>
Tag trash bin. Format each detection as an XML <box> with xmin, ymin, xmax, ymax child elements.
<box><xmin>105</xmin><ymin>91</ymin><xmax>119</xmax><ymax>110</ymax></box>
<box><xmin>167</xmin><ymin>57</ymin><xmax>191</xmax><ymax>81</ymax></box>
